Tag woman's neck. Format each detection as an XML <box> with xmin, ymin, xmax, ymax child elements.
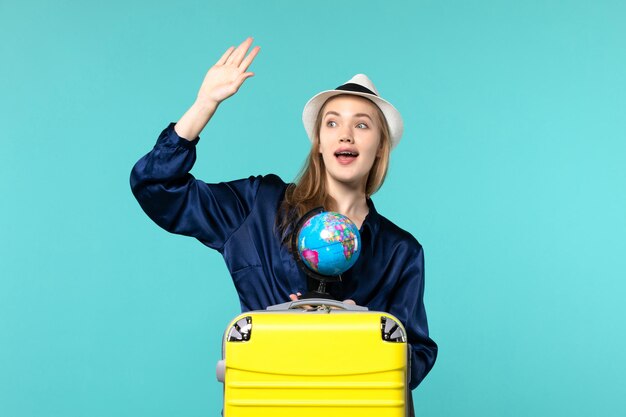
<box><xmin>326</xmin><ymin>180</ymin><xmax>369</xmax><ymax>229</ymax></box>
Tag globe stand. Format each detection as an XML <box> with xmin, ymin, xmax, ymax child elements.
<box><xmin>301</xmin><ymin>271</ymin><xmax>343</xmax><ymax>300</ymax></box>
<box><xmin>301</xmin><ymin>280</ymin><xmax>341</xmax><ymax>300</ymax></box>
<box><xmin>291</xmin><ymin>207</ymin><xmax>342</xmax><ymax>301</ymax></box>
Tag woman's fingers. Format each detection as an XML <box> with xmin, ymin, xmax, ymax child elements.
<box><xmin>226</xmin><ymin>37</ymin><xmax>254</xmax><ymax>66</ymax></box>
<box><xmin>239</xmin><ymin>45</ymin><xmax>260</xmax><ymax>72</ymax></box>
<box><xmin>289</xmin><ymin>292</ymin><xmax>314</xmax><ymax>310</ymax></box>
<box><xmin>288</xmin><ymin>292</ymin><xmax>302</xmax><ymax>301</ymax></box>
<box><xmin>216</xmin><ymin>46</ymin><xmax>235</xmax><ymax>66</ymax></box>
<box><xmin>216</xmin><ymin>38</ymin><xmax>258</xmax><ymax>68</ymax></box>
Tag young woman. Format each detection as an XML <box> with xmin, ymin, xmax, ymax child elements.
<box><xmin>130</xmin><ymin>37</ymin><xmax>437</xmax><ymax>402</ymax></box>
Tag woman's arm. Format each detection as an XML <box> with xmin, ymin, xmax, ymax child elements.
<box><xmin>129</xmin><ymin>38</ymin><xmax>261</xmax><ymax>249</ymax></box>
<box><xmin>175</xmin><ymin>37</ymin><xmax>260</xmax><ymax>141</ymax></box>
<box><xmin>130</xmin><ymin>124</ymin><xmax>264</xmax><ymax>250</ymax></box>
<box><xmin>387</xmin><ymin>245</ymin><xmax>438</xmax><ymax>390</ymax></box>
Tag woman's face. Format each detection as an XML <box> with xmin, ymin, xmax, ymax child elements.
<box><xmin>318</xmin><ymin>95</ymin><xmax>382</xmax><ymax>191</ymax></box>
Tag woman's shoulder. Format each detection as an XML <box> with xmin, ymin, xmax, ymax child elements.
<box><xmin>225</xmin><ymin>173</ymin><xmax>289</xmax><ymax>188</ymax></box>
<box><xmin>223</xmin><ymin>174</ymin><xmax>290</xmax><ymax>205</ymax></box>
<box><xmin>259</xmin><ymin>173</ymin><xmax>290</xmax><ymax>187</ymax></box>
<box><xmin>244</xmin><ymin>174</ymin><xmax>291</xmax><ymax>195</ymax></box>
<box><xmin>375</xmin><ymin>212</ymin><xmax>423</xmax><ymax>253</ymax></box>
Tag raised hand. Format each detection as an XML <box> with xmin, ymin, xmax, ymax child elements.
<box><xmin>195</xmin><ymin>37</ymin><xmax>260</xmax><ymax>108</ymax></box>
<box><xmin>175</xmin><ymin>37</ymin><xmax>260</xmax><ymax>140</ymax></box>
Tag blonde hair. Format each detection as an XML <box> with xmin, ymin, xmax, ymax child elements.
<box><xmin>277</xmin><ymin>94</ymin><xmax>391</xmax><ymax>244</ymax></box>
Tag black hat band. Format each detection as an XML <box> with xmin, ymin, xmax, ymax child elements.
<box><xmin>335</xmin><ymin>83</ymin><xmax>377</xmax><ymax>96</ymax></box>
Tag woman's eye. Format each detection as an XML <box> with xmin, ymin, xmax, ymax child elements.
<box><xmin>356</xmin><ymin>122</ymin><xmax>368</xmax><ymax>129</ymax></box>
<box><xmin>327</xmin><ymin>121</ymin><xmax>337</xmax><ymax>127</ymax></box>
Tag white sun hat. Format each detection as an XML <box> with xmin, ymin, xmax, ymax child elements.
<box><xmin>302</xmin><ymin>74</ymin><xmax>404</xmax><ymax>149</ymax></box>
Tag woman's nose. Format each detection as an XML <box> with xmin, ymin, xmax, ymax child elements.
<box><xmin>339</xmin><ymin>134</ymin><xmax>354</xmax><ymax>143</ymax></box>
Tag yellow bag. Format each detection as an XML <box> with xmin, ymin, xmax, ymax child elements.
<box><xmin>216</xmin><ymin>299</ymin><xmax>410</xmax><ymax>417</ymax></box>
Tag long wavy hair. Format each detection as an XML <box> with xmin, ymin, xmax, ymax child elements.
<box><xmin>276</xmin><ymin>94</ymin><xmax>392</xmax><ymax>246</ymax></box>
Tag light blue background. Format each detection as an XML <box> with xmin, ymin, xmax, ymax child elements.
<box><xmin>1</xmin><ymin>1</ymin><xmax>625</xmax><ymax>416</ymax></box>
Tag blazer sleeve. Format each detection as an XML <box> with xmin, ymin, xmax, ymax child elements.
<box><xmin>129</xmin><ymin>123</ymin><xmax>261</xmax><ymax>251</ymax></box>
<box><xmin>387</xmin><ymin>244</ymin><xmax>438</xmax><ymax>390</ymax></box>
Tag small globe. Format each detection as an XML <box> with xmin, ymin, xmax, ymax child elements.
<box><xmin>297</xmin><ymin>211</ymin><xmax>361</xmax><ymax>276</ymax></box>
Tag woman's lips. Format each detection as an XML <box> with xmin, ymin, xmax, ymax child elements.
<box><xmin>336</xmin><ymin>153</ymin><xmax>358</xmax><ymax>165</ymax></box>
<box><xmin>334</xmin><ymin>149</ymin><xmax>359</xmax><ymax>165</ymax></box>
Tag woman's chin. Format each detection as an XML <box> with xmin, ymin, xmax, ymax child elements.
<box><xmin>326</xmin><ymin>174</ymin><xmax>367</xmax><ymax>190</ymax></box>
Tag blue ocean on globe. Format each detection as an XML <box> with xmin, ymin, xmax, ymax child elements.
<box><xmin>297</xmin><ymin>211</ymin><xmax>361</xmax><ymax>276</ymax></box>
